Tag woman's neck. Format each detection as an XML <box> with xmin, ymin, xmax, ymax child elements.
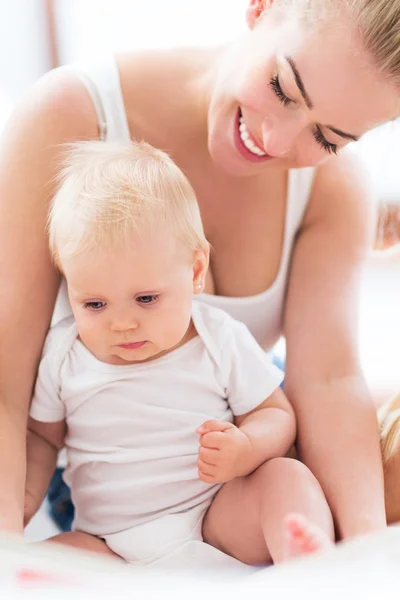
<box><xmin>117</xmin><ymin>45</ymin><xmax>228</xmax><ymax>148</ymax></box>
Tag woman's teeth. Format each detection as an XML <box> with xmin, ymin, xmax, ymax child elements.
<box><xmin>239</xmin><ymin>115</ymin><xmax>266</xmax><ymax>157</ymax></box>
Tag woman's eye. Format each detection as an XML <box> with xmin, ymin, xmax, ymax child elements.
<box><xmin>83</xmin><ymin>301</ymin><xmax>106</xmax><ymax>311</ymax></box>
<box><xmin>270</xmin><ymin>75</ymin><xmax>293</xmax><ymax>107</ymax></box>
<box><xmin>136</xmin><ymin>295</ymin><xmax>159</xmax><ymax>305</ymax></box>
<box><xmin>271</xmin><ymin>73</ymin><xmax>339</xmax><ymax>156</ymax></box>
<box><xmin>313</xmin><ymin>126</ymin><xmax>338</xmax><ymax>155</ymax></box>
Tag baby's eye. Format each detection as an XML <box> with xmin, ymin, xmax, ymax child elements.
<box><xmin>83</xmin><ymin>301</ymin><xmax>106</xmax><ymax>311</ymax></box>
<box><xmin>136</xmin><ymin>295</ymin><xmax>159</xmax><ymax>305</ymax></box>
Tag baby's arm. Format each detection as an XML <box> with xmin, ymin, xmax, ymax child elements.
<box><xmin>197</xmin><ymin>316</ymin><xmax>296</xmax><ymax>484</ymax></box>
<box><xmin>197</xmin><ymin>388</ymin><xmax>295</xmax><ymax>483</ymax></box>
<box><xmin>25</xmin><ymin>417</ymin><xmax>66</xmax><ymax>526</ymax></box>
<box><xmin>235</xmin><ymin>388</ymin><xmax>296</xmax><ymax>470</ymax></box>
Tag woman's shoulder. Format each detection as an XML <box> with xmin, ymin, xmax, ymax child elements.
<box><xmin>302</xmin><ymin>149</ymin><xmax>376</xmax><ymax>238</ymax></box>
<box><xmin>7</xmin><ymin>66</ymin><xmax>99</xmax><ymax>144</ymax></box>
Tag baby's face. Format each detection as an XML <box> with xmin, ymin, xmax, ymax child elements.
<box><xmin>61</xmin><ymin>229</ymin><xmax>206</xmax><ymax>365</ymax></box>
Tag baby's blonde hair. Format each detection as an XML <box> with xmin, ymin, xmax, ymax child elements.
<box><xmin>49</xmin><ymin>140</ymin><xmax>209</xmax><ymax>265</ymax></box>
<box><xmin>379</xmin><ymin>394</ymin><xmax>400</xmax><ymax>468</ymax></box>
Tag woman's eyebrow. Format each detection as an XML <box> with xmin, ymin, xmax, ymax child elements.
<box><xmin>285</xmin><ymin>55</ymin><xmax>359</xmax><ymax>141</ymax></box>
<box><xmin>285</xmin><ymin>55</ymin><xmax>313</xmax><ymax>109</ymax></box>
<box><xmin>325</xmin><ymin>125</ymin><xmax>359</xmax><ymax>142</ymax></box>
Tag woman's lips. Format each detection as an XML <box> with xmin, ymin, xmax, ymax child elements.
<box><xmin>234</xmin><ymin>108</ymin><xmax>275</xmax><ymax>163</ymax></box>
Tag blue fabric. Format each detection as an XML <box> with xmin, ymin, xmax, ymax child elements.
<box><xmin>271</xmin><ymin>354</ymin><xmax>285</xmax><ymax>388</ymax></box>
<box><xmin>47</xmin><ymin>353</ymin><xmax>286</xmax><ymax>532</ymax></box>
<box><xmin>47</xmin><ymin>467</ymin><xmax>74</xmax><ymax>532</ymax></box>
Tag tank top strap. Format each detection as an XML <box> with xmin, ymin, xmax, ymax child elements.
<box><xmin>286</xmin><ymin>167</ymin><xmax>316</xmax><ymax>237</ymax></box>
<box><xmin>59</xmin><ymin>56</ymin><xmax>131</xmax><ymax>144</ymax></box>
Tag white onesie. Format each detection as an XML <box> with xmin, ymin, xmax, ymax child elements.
<box><xmin>30</xmin><ymin>301</ymin><xmax>283</xmax><ymax>565</ymax></box>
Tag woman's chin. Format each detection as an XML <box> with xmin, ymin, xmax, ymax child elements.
<box><xmin>208</xmin><ymin>138</ymin><xmax>276</xmax><ymax>177</ymax></box>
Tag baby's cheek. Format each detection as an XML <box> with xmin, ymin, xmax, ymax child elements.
<box><xmin>77</xmin><ymin>321</ymin><xmax>102</xmax><ymax>350</ymax></box>
<box><xmin>162</xmin><ymin>316</ymin><xmax>190</xmax><ymax>344</ymax></box>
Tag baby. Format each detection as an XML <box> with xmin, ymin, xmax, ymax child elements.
<box><xmin>26</xmin><ymin>141</ymin><xmax>334</xmax><ymax>566</ymax></box>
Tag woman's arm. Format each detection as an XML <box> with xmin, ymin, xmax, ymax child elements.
<box><xmin>283</xmin><ymin>150</ymin><xmax>385</xmax><ymax>539</ymax></box>
<box><xmin>0</xmin><ymin>69</ymin><xmax>98</xmax><ymax>532</ymax></box>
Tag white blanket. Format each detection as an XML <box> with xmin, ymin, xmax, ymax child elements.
<box><xmin>4</xmin><ymin>525</ymin><xmax>400</xmax><ymax>598</ymax></box>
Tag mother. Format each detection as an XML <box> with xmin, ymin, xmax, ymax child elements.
<box><xmin>1</xmin><ymin>0</ymin><xmax>399</xmax><ymax>538</ymax></box>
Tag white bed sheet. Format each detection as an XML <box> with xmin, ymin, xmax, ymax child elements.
<box><xmin>8</xmin><ymin>524</ymin><xmax>400</xmax><ymax>598</ymax></box>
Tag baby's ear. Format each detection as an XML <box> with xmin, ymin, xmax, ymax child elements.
<box><xmin>192</xmin><ymin>248</ymin><xmax>209</xmax><ymax>294</ymax></box>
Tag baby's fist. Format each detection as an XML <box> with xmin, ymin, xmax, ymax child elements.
<box><xmin>196</xmin><ymin>420</ymin><xmax>251</xmax><ymax>483</ymax></box>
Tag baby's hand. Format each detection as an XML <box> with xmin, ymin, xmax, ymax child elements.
<box><xmin>196</xmin><ymin>420</ymin><xmax>252</xmax><ymax>484</ymax></box>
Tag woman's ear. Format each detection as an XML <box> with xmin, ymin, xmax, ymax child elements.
<box><xmin>246</xmin><ymin>0</ymin><xmax>274</xmax><ymax>29</ymax></box>
<box><xmin>192</xmin><ymin>247</ymin><xmax>210</xmax><ymax>295</ymax></box>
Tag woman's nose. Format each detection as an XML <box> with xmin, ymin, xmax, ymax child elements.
<box><xmin>261</xmin><ymin>115</ymin><xmax>305</xmax><ymax>157</ymax></box>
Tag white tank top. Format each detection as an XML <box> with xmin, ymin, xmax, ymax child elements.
<box><xmin>55</xmin><ymin>56</ymin><xmax>315</xmax><ymax>351</ymax></box>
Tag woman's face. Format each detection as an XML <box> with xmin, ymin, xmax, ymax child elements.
<box><xmin>207</xmin><ymin>1</ymin><xmax>399</xmax><ymax>176</ymax></box>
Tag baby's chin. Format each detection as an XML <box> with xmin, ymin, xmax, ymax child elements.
<box><xmin>87</xmin><ymin>334</ymin><xmax>189</xmax><ymax>365</ymax></box>
<box><xmin>109</xmin><ymin>343</ymin><xmax>173</xmax><ymax>365</ymax></box>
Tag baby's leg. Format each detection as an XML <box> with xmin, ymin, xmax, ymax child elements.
<box><xmin>283</xmin><ymin>513</ymin><xmax>333</xmax><ymax>559</ymax></box>
<box><xmin>45</xmin><ymin>532</ymin><xmax>121</xmax><ymax>560</ymax></box>
<box><xmin>202</xmin><ymin>457</ymin><xmax>334</xmax><ymax>565</ymax></box>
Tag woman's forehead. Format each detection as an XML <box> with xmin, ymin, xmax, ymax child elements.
<box><xmin>274</xmin><ymin>16</ymin><xmax>400</xmax><ymax>135</ymax></box>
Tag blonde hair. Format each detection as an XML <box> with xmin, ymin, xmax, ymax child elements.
<box><xmin>379</xmin><ymin>393</ymin><xmax>400</xmax><ymax>467</ymax></box>
<box><xmin>271</xmin><ymin>1</ymin><xmax>400</xmax><ymax>85</ymax></box>
<box><xmin>348</xmin><ymin>0</ymin><xmax>400</xmax><ymax>84</ymax></box>
<box><xmin>49</xmin><ymin>140</ymin><xmax>209</xmax><ymax>264</ymax></box>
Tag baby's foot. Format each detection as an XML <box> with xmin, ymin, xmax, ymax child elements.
<box><xmin>283</xmin><ymin>513</ymin><xmax>333</xmax><ymax>560</ymax></box>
